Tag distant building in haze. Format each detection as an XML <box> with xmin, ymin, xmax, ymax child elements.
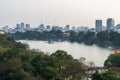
<box><xmin>115</xmin><ymin>24</ymin><xmax>120</xmax><ymax>29</ymax></box>
<box><xmin>16</xmin><ymin>24</ymin><xmax>21</xmax><ymax>29</ymax></box>
<box><xmin>71</xmin><ymin>27</ymin><xmax>76</xmax><ymax>31</ymax></box>
<box><xmin>113</xmin><ymin>24</ymin><xmax>120</xmax><ymax>33</ymax></box>
<box><xmin>39</xmin><ymin>23</ymin><xmax>45</xmax><ymax>31</ymax></box>
<box><xmin>64</xmin><ymin>25</ymin><xmax>70</xmax><ymax>32</ymax></box>
<box><xmin>106</xmin><ymin>18</ymin><xmax>115</xmax><ymax>30</ymax></box>
<box><xmin>0</xmin><ymin>30</ymin><xmax>5</xmax><ymax>34</ymax></box>
<box><xmin>52</xmin><ymin>26</ymin><xmax>59</xmax><ymax>31</ymax></box>
<box><xmin>46</xmin><ymin>25</ymin><xmax>51</xmax><ymax>31</ymax></box>
<box><xmin>76</xmin><ymin>26</ymin><xmax>89</xmax><ymax>32</ymax></box>
<box><xmin>95</xmin><ymin>20</ymin><xmax>102</xmax><ymax>32</ymax></box>
<box><xmin>26</xmin><ymin>24</ymin><xmax>30</xmax><ymax>30</ymax></box>
<box><xmin>21</xmin><ymin>22</ymin><xmax>25</xmax><ymax>29</ymax></box>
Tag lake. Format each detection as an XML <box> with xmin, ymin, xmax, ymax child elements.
<box><xmin>19</xmin><ymin>40</ymin><xmax>113</xmax><ymax>66</ymax></box>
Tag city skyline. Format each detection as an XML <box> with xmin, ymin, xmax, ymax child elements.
<box><xmin>0</xmin><ymin>0</ymin><xmax>120</xmax><ymax>28</ymax></box>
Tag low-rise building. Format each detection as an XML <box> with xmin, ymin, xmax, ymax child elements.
<box><xmin>76</xmin><ymin>26</ymin><xmax>89</xmax><ymax>33</ymax></box>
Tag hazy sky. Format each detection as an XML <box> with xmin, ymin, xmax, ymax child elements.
<box><xmin>0</xmin><ymin>0</ymin><xmax>120</xmax><ymax>28</ymax></box>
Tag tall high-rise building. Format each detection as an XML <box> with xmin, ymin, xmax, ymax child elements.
<box><xmin>95</xmin><ymin>20</ymin><xmax>102</xmax><ymax>32</ymax></box>
<box><xmin>21</xmin><ymin>22</ymin><xmax>24</xmax><ymax>29</ymax></box>
<box><xmin>16</xmin><ymin>24</ymin><xmax>21</xmax><ymax>29</ymax></box>
<box><xmin>26</xmin><ymin>24</ymin><xmax>30</xmax><ymax>29</ymax></box>
<box><xmin>106</xmin><ymin>18</ymin><xmax>115</xmax><ymax>30</ymax></box>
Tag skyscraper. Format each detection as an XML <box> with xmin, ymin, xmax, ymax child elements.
<box><xmin>16</xmin><ymin>24</ymin><xmax>21</xmax><ymax>29</ymax></box>
<box><xmin>21</xmin><ymin>22</ymin><xmax>24</xmax><ymax>29</ymax></box>
<box><xmin>26</xmin><ymin>24</ymin><xmax>30</xmax><ymax>29</ymax></box>
<box><xmin>106</xmin><ymin>18</ymin><xmax>115</xmax><ymax>30</ymax></box>
<box><xmin>95</xmin><ymin>20</ymin><xmax>102</xmax><ymax>32</ymax></box>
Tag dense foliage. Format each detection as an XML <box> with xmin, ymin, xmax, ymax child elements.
<box><xmin>10</xmin><ymin>30</ymin><xmax>120</xmax><ymax>48</ymax></box>
<box><xmin>1</xmin><ymin>34</ymin><xmax>120</xmax><ymax>80</ymax></box>
<box><xmin>91</xmin><ymin>71</ymin><xmax>120</xmax><ymax>80</ymax></box>
<box><xmin>0</xmin><ymin>34</ymin><xmax>88</xmax><ymax>80</ymax></box>
<box><xmin>10</xmin><ymin>30</ymin><xmax>67</xmax><ymax>41</ymax></box>
<box><xmin>104</xmin><ymin>53</ymin><xmax>120</xmax><ymax>67</ymax></box>
<box><xmin>91</xmin><ymin>52</ymin><xmax>120</xmax><ymax>80</ymax></box>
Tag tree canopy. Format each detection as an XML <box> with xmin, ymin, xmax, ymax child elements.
<box><xmin>0</xmin><ymin>34</ymin><xmax>88</xmax><ymax>80</ymax></box>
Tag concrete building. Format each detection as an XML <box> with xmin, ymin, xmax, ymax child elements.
<box><xmin>52</xmin><ymin>26</ymin><xmax>59</xmax><ymax>31</ymax></box>
<box><xmin>112</xmin><ymin>24</ymin><xmax>120</xmax><ymax>33</ymax></box>
<box><xmin>21</xmin><ymin>22</ymin><xmax>25</xmax><ymax>29</ymax></box>
<box><xmin>46</xmin><ymin>25</ymin><xmax>51</xmax><ymax>31</ymax></box>
<box><xmin>89</xmin><ymin>28</ymin><xmax>95</xmax><ymax>32</ymax></box>
<box><xmin>16</xmin><ymin>24</ymin><xmax>21</xmax><ymax>29</ymax></box>
<box><xmin>39</xmin><ymin>23</ymin><xmax>45</xmax><ymax>31</ymax></box>
<box><xmin>71</xmin><ymin>27</ymin><xmax>76</xmax><ymax>31</ymax></box>
<box><xmin>8</xmin><ymin>28</ymin><xmax>16</xmax><ymax>34</ymax></box>
<box><xmin>0</xmin><ymin>30</ymin><xmax>5</xmax><ymax>34</ymax></box>
<box><xmin>76</xmin><ymin>26</ymin><xmax>89</xmax><ymax>32</ymax></box>
<box><xmin>26</xmin><ymin>24</ymin><xmax>30</xmax><ymax>30</ymax></box>
<box><xmin>15</xmin><ymin>24</ymin><xmax>21</xmax><ymax>32</ymax></box>
<box><xmin>64</xmin><ymin>25</ymin><xmax>70</xmax><ymax>32</ymax></box>
<box><xmin>1</xmin><ymin>25</ymin><xmax>9</xmax><ymax>33</ymax></box>
<box><xmin>58</xmin><ymin>27</ymin><xmax>63</xmax><ymax>31</ymax></box>
<box><xmin>95</xmin><ymin>20</ymin><xmax>102</xmax><ymax>32</ymax></box>
<box><xmin>106</xmin><ymin>18</ymin><xmax>115</xmax><ymax>30</ymax></box>
<box><xmin>116</xmin><ymin>24</ymin><xmax>120</xmax><ymax>29</ymax></box>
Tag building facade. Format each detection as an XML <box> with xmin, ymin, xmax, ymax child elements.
<box><xmin>106</xmin><ymin>18</ymin><xmax>115</xmax><ymax>30</ymax></box>
<box><xmin>95</xmin><ymin>20</ymin><xmax>102</xmax><ymax>32</ymax></box>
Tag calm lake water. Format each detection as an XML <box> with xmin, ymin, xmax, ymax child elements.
<box><xmin>19</xmin><ymin>40</ymin><xmax>113</xmax><ymax>66</ymax></box>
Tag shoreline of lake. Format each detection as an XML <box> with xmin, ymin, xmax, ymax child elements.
<box><xmin>18</xmin><ymin>40</ymin><xmax>113</xmax><ymax>66</ymax></box>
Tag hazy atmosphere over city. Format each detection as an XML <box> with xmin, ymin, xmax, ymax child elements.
<box><xmin>1</xmin><ymin>0</ymin><xmax>120</xmax><ymax>80</ymax></box>
<box><xmin>0</xmin><ymin>0</ymin><xmax>120</xmax><ymax>27</ymax></box>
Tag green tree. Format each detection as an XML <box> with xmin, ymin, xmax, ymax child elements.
<box><xmin>51</xmin><ymin>50</ymin><xmax>86</xmax><ymax>80</ymax></box>
<box><xmin>97</xmin><ymin>31</ymin><xmax>109</xmax><ymax>46</ymax></box>
<box><xmin>91</xmin><ymin>71</ymin><xmax>119</xmax><ymax>80</ymax></box>
<box><xmin>109</xmin><ymin>31</ymin><xmax>120</xmax><ymax>46</ymax></box>
<box><xmin>91</xmin><ymin>71</ymin><xmax>102</xmax><ymax>80</ymax></box>
<box><xmin>51</xmin><ymin>50</ymin><xmax>73</xmax><ymax>60</ymax></box>
<box><xmin>31</xmin><ymin>54</ymin><xmax>58</xmax><ymax>80</ymax></box>
<box><xmin>83</xmin><ymin>31</ymin><xmax>95</xmax><ymax>44</ymax></box>
<box><xmin>0</xmin><ymin>35</ymin><xmax>39</xmax><ymax>80</ymax></box>
<box><xmin>104</xmin><ymin>53</ymin><xmax>120</xmax><ymax>67</ymax></box>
